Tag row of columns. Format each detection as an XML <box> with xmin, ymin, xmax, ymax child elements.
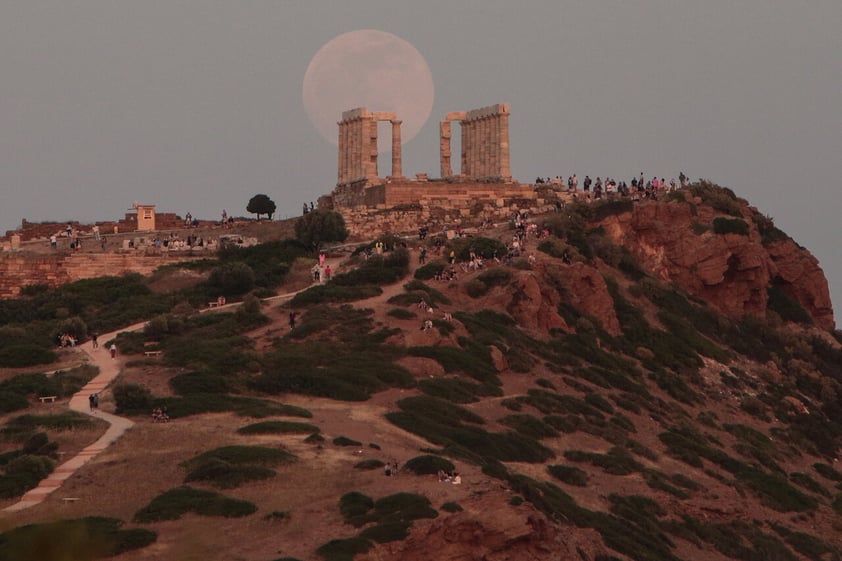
<box><xmin>460</xmin><ymin>104</ymin><xmax>511</xmax><ymax>180</ymax></box>
<box><xmin>337</xmin><ymin>103</ymin><xmax>511</xmax><ymax>186</ymax></box>
<box><xmin>337</xmin><ymin>108</ymin><xmax>401</xmax><ymax>185</ymax></box>
<box><xmin>440</xmin><ymin>104</ymin><xmax>510</xmax><ymax>180</ymax></box>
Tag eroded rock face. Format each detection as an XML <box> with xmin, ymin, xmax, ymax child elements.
<box><xmin>598</xmin><ymin>198</ymin><xmax>834</xmax><ymax>330</ymax></box>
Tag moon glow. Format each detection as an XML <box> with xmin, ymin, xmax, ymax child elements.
<box><xmin>302</xmin><ymin>30</ymin><xmax>435</xmax><ymax>148</ymax></box>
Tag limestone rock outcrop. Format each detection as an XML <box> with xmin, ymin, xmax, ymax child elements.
<box><xmin>597</xmin><ymin>196</ymin><xmax>834</xmax><ymax>330</ymax></box>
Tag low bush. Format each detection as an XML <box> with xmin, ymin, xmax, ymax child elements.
<box><xmin>414</xmin><ymin>262</ymin><xmax>445</xmax><ymax>280</ymax></box>
<box><xmin>316</xmin><ymin>537</ymin><xmax>372</xmax><ymax>561</ymax></box>
<box><xmin>0</xmin><ymin>391</ymin><xmax>29</xmax><ymax>414</ymax></box>
<box><xmin>0</xmin><ymin>455</ymin><xmax>54</xmax><ymax>498</ymax></box>
<box><xmin>789</xmin><ymin>472</ymin><xmax>829</xmax><ymax>496</ymax></box>
<box><xmin>563</xmin><ymin>447</ymin><xmax>642</xmax><ymax>476</ymax></box>
<box><xmin>403</xmin><ymin>455</ymin><xmax>455</xmax><ymax>475</ymax></box>
<box><xmin>386</xmin><ymin>308</ymin><xmax>416</xmax><ymax>320</ymax></box>
<box><xmin>237</xmin><ymin>421</ymin><xmax>319</xmax><ymax>435</ymax></box>
<box><xmin>813</xmin><ymin>462</ymin><xmax>842</xmax><ymax>482</ymax></box>
<box><xmin>465</xmin><ymin>279</ymin><xmax>489</xmax><ymax>298</ymax></box>
<box><xmin>499</xmin><ymin>414</ymin><xmax>559</xmax><ymax>439</ymax></box>
<box><xmin>113</xmin><ymin>383</ymin><xmax>153</xmax><ymax>414</ymax></box>
<box><xmin>0</xmin><ymin>517</ymin><xmax>156</xmax><ymax>560</ymax></box>
<box><xmin>334</xmin><ymin>436</ymin><xmax>362</xmax><ymax>447</ymax></box>
<box><xmin>0</xmin><ymin>345</ymin><xmax>57</xmax><ymax>368</ymax></box>
<box><xmin>441</xmin><ymin>502</ymin><xmax>463</xmax><ymax>513</ymax></box>
<box><xmin>767</xmin><ymin>286</ymin><xmax>813</xmax><ymax>324</ymax></box>
<box><xmin>156</xmin><ymin>394</ymin><xmax>296</xmax><ymax>419</ymax></box>
<box><xmin>354</xmin><ymin>459</ymin><xmax>385</xmax><ymax>471</ymax></box>
<box><xmin>133</xmin><ymin>486</ymin><xmax>257</xmax><ymax>522</ymax></box>
<box><xmin>402</xmin><ymin>280</ymin><xmax>452</xmax><ymax>306</ymax></box>
<box><xmin>169</xmin><ymin>372</ymin><xmax>236</xmax><ymax>395</ymax></box>
<box><xmin>418</xmin><ymin>377</ymin><xmax>501</xmax><ymax>404</ymax></box>
<box><xmin>358</xmin><ymin>522</ymin><xmax>410</xmax><ymax>543</ymax></box>
<box><xmin>547</xmin><ymin>464</ymin><xmax>588</xmax><ymax>486</ymax></box>
<box><xmin>184</xmin><ymin>446</ymin><xmax>297</xmax><ymax>468</ymax></box>
<box><xmin>184</xmin><ymin>459</ymin><xmax>275</xmax><ymax>489</ymax></box>
<box><xmin>288</xmin><ymin>284</ymin><xmax>383</xmax><ymax>307</ymax></box>
<box><xmin>712</xmin><ymin>217</ymin><xmax>750</xmax><ymax>236</ymax></box>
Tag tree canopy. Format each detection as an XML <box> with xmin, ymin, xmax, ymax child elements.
<box><xmin>246</xmin><ymin>194</ymin><xmax>276</xmax><ymax>220</ymax></box>
<box><xmin>294</xmin><ymin>210</ymin><xmax>349</xmax><ymax>252</ymax></box>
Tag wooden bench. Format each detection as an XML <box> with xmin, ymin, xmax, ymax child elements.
<box><xmin>39</xmin><ymin>396</ymin><xmax>57</xmax><ymax>403</ymax></box>
<box><xmin>208</xmin><ymin>301</ymin><xmax>219</xmax><ymax>308</ymax></box>
<box><xmin>144</xmin><ymin>350</ymin><xmax>162</xmax><ymax>358</ymax></box>
<box><xmin>62</xmin><ymin>497</ymin><xmax>80</xmax><ymax>504</ymax></box>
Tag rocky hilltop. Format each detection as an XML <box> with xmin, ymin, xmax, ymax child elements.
<box><xmin>0</xmin><ymin>182</ymin><xmax>840</xmax><ymax>561</ymax></box>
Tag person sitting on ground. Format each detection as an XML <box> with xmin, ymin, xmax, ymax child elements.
<box><xmin>452</xmin><ymin>472</ymin><xmax>462</xmax><ymax>485</ymax></box>
<box><xmin>443</xmin><ymin>311</ymin><xmax>452</xmax><ymax>321</ymax></box>
<box><xmin>437</xmin><ymin>469</ymin><xmax>447</xmax><ymax>482</ymax></box>
<box><xmin>384</xmin><ymin>463</ymin><xmax>392</xmax><ymax>477</ymax></box>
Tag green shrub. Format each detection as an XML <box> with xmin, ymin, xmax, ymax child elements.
<box><xmin>354</xmin><ymin>459</ymin><xmax>385</xmax><ymax>470</ymax></box>
<box><xmin>499</xmin><ymin>414</ymin><xmax>559</xmax><ymax>439</ymax></box>
<box><xmin>414</xmin><ymin>262</ymin><xmax>446</xmax><ymax>280</ymax></box>
<box><xmin>465</xmin><ymin>279</ymin><xmax>488</xmax><ymax>298</ymax></box>
<box><xmin>0</xmin><ymin>455</ymin><xmax>54</xmax><ymax>498</ymax></box>
<box><xmin>134</xmin><ymin>486</ymin><xmax>257</xmax><ymax>522</ymax></box>
<box><xmin>207</xmin><ymin>262</ymin><xmax>256</xmax><ymax>296</ymax></box>
<box><xmin>712</xmin><ymin>217</ymin><xmax>750</xmax><ymax>236</ymax></box>
<box><xmin>477</xmin><ymin>268</ymin><xmax>512</xmax><ymax>288</ymax></box>
<box><xmin>333</xmin><ymin>436</ymin><xmax>362</xmax><ymax>447</ymax></box>
<box><xmin>169</xmin><ymin>371</ymin><xmax>236</xmax><ymax>395</ymax></box>
<box><xmin>418</xmin><ymin>377</ymin><xmax>501</xmax><ymax>403</ymax></box>
<box><xmin>331</xmin><ymin>249</ymin><xmax>409</xmax><ymax>287</ymax></box>
<box><xmin>387</xmin><ymin>308</ymin><xmax>417</xmax><ymax>320</ymax></box>
<box><xmin>403</xmin><ymin>455</ymin><xmax>455</xmax><ymax>475</ymax></box>
<box><xmin>359</xmin><ymin>522</ymin><xmax>411</xmax><ymax>543</ymax></box>
<box><xmin>288</xmin><ymin>284</ymin><xmax>383</xmax><ymax>307</ymax></box>
<box><xmin>184</xmin><ymin>446</ymin><xmax>297</xmax><ymax>468</ymax></box>
<box><xmin>402</xmin><ymin>280</ymin><xmax>452</xmax><ymax>306</ymax></box>
<box><xmin>767</xmin><ymin>285</ymin><xmax>813</xmax><ymax>324</ymax></box>
<box><xmin>113</xmin><ymin>383</ymin><xmax>153</xmax><ymax>414</ymax></box>
<box><xmin>157</xmin><ymin>394</ymin><xmax>295</xmax><ymax>419</ymax></box>
<box><xmin>0</xmin><ymin>391</ymin><xmax>29</xmax><ymax>414</ymax></box>
<box><xmin>339</xmin><ymin>491</ymin><xmax>375</xmax><ymax>520</ymax></box>
<box><xmin>441</xmin><ymin>502</ymin><xmax>463</xmax><ymax>512</ymax></box>
<box><xmin>304</xmin><ymin>433</ymin><xmax>325</xmax><ymax>444</ymax></box>
<box><xmin>584</xmin><ymin>393</ymin><xmax>615</xmax><ymax>414</ymax></box>
<box><xmin>0</xmin><ymin>517</ymin><xmax>156</xmax><ymax>560</ymax></box>
<box><xmin>592</xmin><ymin>199</ymin><xmax>633</xmax><ymax>221</ymax></box>
<box><xmin>0</xmin><ymin>345</ymin><xmax>56</xmax><ymax>368</ymax></box>
<box><xmin>316</xmin><ymin>537</ymin><xmax>372</xmax><ymax>561</ymax></box>
<box><xmin>563</xmin><ymin>447</ymin><xmax>642</xmax><ymax>475</ymax></box>
<box><xmin>508</xmin><ymin>495</ymin><xmax>524</xmax><ymax>506</ymax></box>
<box><xmin>547</xmin><ymin>464</ymin><xmax>588</xmax><ymax>486</ymax></box>
<box><xmin>688</xmin><ymin>181</ymin><xmax>744</xmax><ymax>217</ymax></box>
<box><xmin>184</xmin><ymin>459</ymin><xmax>276</xmax><ymax>489</ymax></box>
<box><xmin>813</xmin><ymin>462</ymin><xmax>842</xmax><ymax>481</ymax></box>
<box><xmin>451</xmin><ymin>237</ymin><xmax>507</xmax><ymax>261</ymax></box>
<box><xmin>789</xmin><ymin>472</ymin><xmax>829</xmax><ymax>497</ymax></box>
<box><xmin>237</xmin><ymin>421</ymin><xmax>319</xmax><ymax>435</ymax></box>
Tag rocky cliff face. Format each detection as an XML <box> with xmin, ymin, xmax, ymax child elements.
<box><xmin>596</xmin><ymin>194</ymin><xmax>834</xmax><ymax>330</ymax></box>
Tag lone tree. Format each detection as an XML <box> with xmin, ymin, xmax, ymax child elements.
<box><xmin>295</xmin><ymin>210</ymin><xmax>348</xmax><ymax>252</ymax></box>
<box><xmin>246</xmin><ymin>194</ymin><xmax>277</xmax><ymax>220</ymax></box>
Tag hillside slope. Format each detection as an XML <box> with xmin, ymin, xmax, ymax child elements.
<box><xmin>1</xmin><ymin>184</ymin><xmax>841</xmax><ymax>561</ymax></box>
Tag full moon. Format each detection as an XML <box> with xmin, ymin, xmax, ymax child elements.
<box><xmin>302</xmin><ymin>30</ymin><xmax>435</xmax><ymax>148</ymax></box>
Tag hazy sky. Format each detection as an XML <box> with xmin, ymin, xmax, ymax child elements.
<box><xmin>1</xmin><ymin>1</ymin><xmax>840</xmax><ymax>322</ymax></box>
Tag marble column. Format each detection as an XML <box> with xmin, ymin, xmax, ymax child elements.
<box><xmin>391</xmin><ymin>119</ymin><xmax>402</xmax><ymax>178</ymax></box>
<box><xmin>499</xmin><ymin>112</ymin><xmax>511</xmax><ymax>179</ymax></box>
<box><xmin>439</xmin><ymin>120</ymin><xmax>451</xmax><ymax>177</ymax></box>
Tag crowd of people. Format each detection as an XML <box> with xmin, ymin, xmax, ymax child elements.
<box><xmin>151</xmin><ymin>407</ymin><xmax>170</xmax><ymax>423</ymax></box>
<box><xmin>536</xmin><ymin>171</ymin><xmax>690</xmax><ymax>201</ymax></box>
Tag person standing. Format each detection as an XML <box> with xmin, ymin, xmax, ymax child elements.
<box><xmin>89</xmin><ymin>394</ymin><xmax>96</xmax><ymax>412</ymax></box>
<box><xmin>91</xmin><ymin>333</ymin><xmax>98</xmax><ymax>349</ymax></box>
<box><xmin>110</xmin><ymin>343</ymin><xmax>117</xmax><ymax>359</ymax></box>
<box><xmin>289</xmin><ymin>311</ymin><xmax>297</xmax><ymax>331</ymax></box>
<box><xmin>324</xmin><ymin>265</ymin><xmax>331</xmax><ymax>281</ymax></box>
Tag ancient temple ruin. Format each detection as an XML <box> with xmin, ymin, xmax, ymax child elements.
<box><xmin>335</xmin><ymin>103</ymin><xmax>511</xmax><ymax>188</ymax></box>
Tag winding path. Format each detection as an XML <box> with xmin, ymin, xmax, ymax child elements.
<box><xmin>2</xmin><ymin>333</ymin><xmax>137</xmax><ymax>513</ymax></box>
<box><xmin>1</xmin><ymin>255</ymin><xmax>346</xmax><ymax>514</ymax></box>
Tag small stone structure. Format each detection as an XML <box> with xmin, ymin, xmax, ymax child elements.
<box><xmin>440</xmin><ymin>104</ymin><xmax>511</xmax><ymax>180</ymax></box>
<box><xmin>134</xmin><ymin>204</ymin><xmax>157</xmax><ymax>231</ymax></box>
